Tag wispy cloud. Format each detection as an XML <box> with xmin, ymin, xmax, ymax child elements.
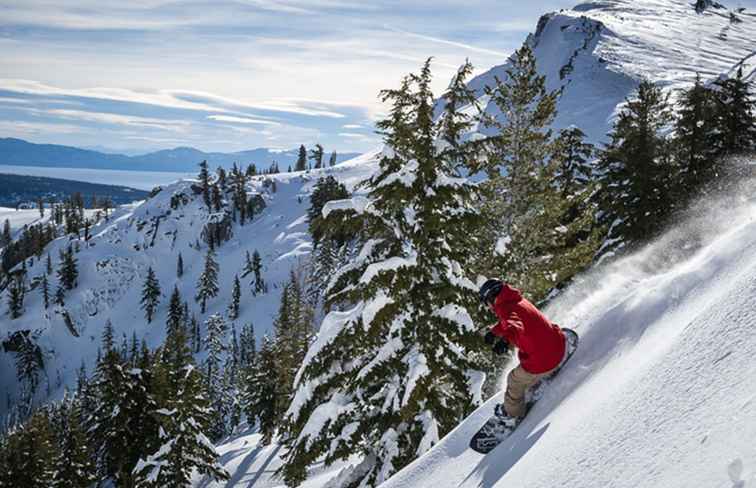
<box><xmin>207</xmin><ymin>115</ymin><xmax>281</xmax><ymax>126</ymax></box>
<box><xmin>384</xmin><ymin>26</ymin><xmax>510</xmax><ymax>58</ymax></box>
<box><xmin>0</xmin><ymin>0</ymin><xmax>586</xmax><ymax>153</ymax></box>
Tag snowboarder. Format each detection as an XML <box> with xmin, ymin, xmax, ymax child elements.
<box><xmin>478</xmin><ymin>279</ymin><xmax>568</xmax><ymax>425</ymax></box>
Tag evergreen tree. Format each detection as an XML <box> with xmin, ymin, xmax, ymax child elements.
<box><xmin>134</xmin><ymin>316</ymin><xmax>229</xmax><ymax>486</ymax></box>
<box><xmin>328</xmin><ymin>150</ymin><xmax>338</xmax><ymax>167</ymax></box>
<box><xmin>597</xmin><ymin>80</ymin><xmax>675</xmax><ymax>244</ymax></box>
<box><xmin>309</xmin><ymin>143</ymin><xmax>324</xmax><ymax>169</ymax></box>
<box><xmin>239</xmin><ymin>322</ymin><xmax>256</xmax><ymax>368</ymax></box>
<box><xmin>251</xmin><ymin>250</ymin><xmax>265</xmax><ymax>295</ymax></box>
<box><xmin>295</xmin><ymin>145</ymin><xmax>307</xmax><ymax>172</ymax></box>
<box><xmin>89</xmin><ymin>321</ymin><xmax>159</xmax><ymax>486</ymax></box>
<box><xmin>281</xmin><ymin>59</ymin><xmax>485</xmax><ymax>486</ymax></box>
<box><xmin>198</xmin><ymin>160</ymin><xmax>211</xmax><ymax>208</ymax></box>
<box><xmin>176</xmin><ymin>252</ymin><xmax>184</xmax><ymax>278</ymax></box>
<box><xmin>140</xmin><ymin>266</ymin><xmax>161</xmax><ymax>323</ymax></box>
<box><xmin>46</xmin><ymin>252</ymin><xmax>53</xmax><ymax>275</ymax></box>
<box><xmin>230</xmin><ymin>274</ymin><xmax>241</xmax><ymax>320</ymax></box>
<box><xmin>211</xmin><ymin>183</ymin><xmax>222</xmax><ymax>212</ymax></box>
<box><xmin>51</xmin><ymin>402</ymin><xmax>97</xmax><ymax>488</ymax></box>
<box><xmin>204</xmin><ymin>313</ymin><xmax>228</xmax><ymax>440</ymax></box>
<box><xmin>307</xmin><ymin>176</ymin><xmax>350</xmax><ymax>247</ymax></box>
<box><xmin>241</xmin><ymin>335</ymin><xmax>278</xmax><ymax>444</ymax></box>
<box><xmin>241</xmin><ymin>250</ymin><xmax>254</xmax><ymax>278</ymax></box>
<box><xmin>0</xmin><ymin>410</ymin><xmax>56</xmax><ymax>487</ymax></box>
<box><xmin>1</xmin><ymin>219</ymin><xmax>10</xmax><ymax>248</ymax></box>
<box><xmin>57</xmin><ymin>246</ymin><xmax>78</xmax><ymax>291</ymax></box>
<box><xmin>7</xmin><ymin>274</ymin><xmax>25</xmax><ymax>319</ymax></box>
<box><xmin>713</xmin><ymin>66</ymin><xmax>756</xmax><ymax>155</ymax></box>
<box><xmin>552</xmin><ymin>126</ymin><xmax>595</xmax><ymax>198</ymax></box>
<box><xmin>674</xmin><ymin>74</ymin><xmax>721</xmax><ymax>195</ymax></box>
<box><xmin>195</xmin><ymin>249</ymin><xmax>219</xmax><ymax>314</ymax></box>
<box><xmin>166</xmin><ymin>286</ymin><xmax>184</xmax><ymax>336</ymax></box>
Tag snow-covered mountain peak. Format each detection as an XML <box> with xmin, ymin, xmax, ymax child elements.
<box><xmin>463</xmin><ymin>0</ymin><xmax>756</xmax><ymax>143</ymax></box>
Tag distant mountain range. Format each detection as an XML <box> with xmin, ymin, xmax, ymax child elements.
<box><xmin>0</xmin><ymin>138</ymin><xmax>362</xmax><ymax>173</ymax></box>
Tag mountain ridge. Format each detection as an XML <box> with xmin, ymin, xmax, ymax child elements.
<box><xmin>0</xmin><ymin>137</ymin><xmax>362</xmax><ymax>173</ymax></box>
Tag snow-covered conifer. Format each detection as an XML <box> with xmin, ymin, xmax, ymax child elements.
<box><xmin>140</xmin><ymin>266</ymin><xmax>161</xmax><ymax>323</ymax></box>
<box><xmin>281</xmin><ymin>59</ymin><xmax>485</xmax><ymax>486</ymax></box>
<box><xmin>195</xmin><ymin>249</ymin><xmax>219</xmax><ymax>314</ymax></box>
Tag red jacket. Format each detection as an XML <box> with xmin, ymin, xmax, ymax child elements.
<box><xmin>490</xmin><ymin>285</ymin><xmax>565</xmax><ymax>374</ymax></box>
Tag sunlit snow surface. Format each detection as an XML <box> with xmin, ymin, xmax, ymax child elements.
<box><xmin>378</xmin><ymin>168</ymin><xmax>756</xmax><ymax>488</ymax></box>
<box><xmin>0</xmin><ymin>150</ymin><xmax>381</xmax><ymax>418</ymax></box>
<box><xmin>201</xmin><ymin>0</ymin><xmax>756</xmax><ymax>485</ymax></box>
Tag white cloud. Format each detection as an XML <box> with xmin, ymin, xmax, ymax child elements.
<box><xmin>207</xmin><ymin>115</ymin><xmax>281</xmax><ymax>126</ymax></box>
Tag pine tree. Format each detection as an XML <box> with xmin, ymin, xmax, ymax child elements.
<box><xmin>51</xmin><ymin>402</ymin><xmax>97</xmax><ymax>488</ymax></box>
<box><xmin>46</xmin><ymin>252</ymin><xmax>52</xmax><ymax>275</ymax></box>
<box><xmin>307</xmin><ymin>176</ymin><xmax>350</xmax><ymax>247</ymax></box>
<box><xmin>281</xmin><ymin>59</ymin><xmax>485</xmax><ymax>486</ymax></box>
<box><xmin>166</xmin><ymin>286</ymin><xmax>184</xmax><ymax>336</ymax></box>
<box><xmin>0</xmin><ymin>410</ymin><xmax>56</xmax><ymax>487</ymax></box>
<box><xmin>241</xmin><ymin>335</ymin><xmax>278</xmax><ymax>444</ymax></box>
<box><xmin>57</xmin><ymin>246</ymin><xmax>78</xmax><ymax>290</ymax></box>
<box><xmin>309</xmin><ymin>143</ymin><xmax>324</xmax><ymax>169</ymax></box>
<box><xmin>141</xmin><ymin>266</ymin><xmax>161</xmax><ymax>323</ymax></box>
<box><xmin>1</xmin><ymin>219</ymin><xmax>11</xmax><ymax>248</ymax></box>
<box><xmin>552</xmin><ymin>126</ymin><xmax>595</xmax><ymax>198</ymax></box>
<box><xmin>295</xmin><ymin>145</ymin><xmax>307</xmax><ymax>172</ymax></box>
<box><xmin>239</xmin><ymin>323</ymin><xmax>256</xmax><ymax>368</ymax></box>
<box><xmin>134</xmin><ymin>316</ymin><xmax>229</xmax><ymax>486</ymax></box>
<box><xmin>251</xmin><ymin>250</ymin><xmax>265</xmax><ymax>295</ymax></box>
<box><xmin>597</xmin><ymin>80</ymin><xmax>675</xmax><ymax>244</ymax></box>
<box><xmin>713</xmin><ymin>66</ymin><xmax>756</xmax><ymax>155</ymax></box>
<box><xmin>176</xmin><ymin>252</ymin><xmax>184</xmax><ymax>278</ymax></box>
<box><xmin>241</xmin><ymin>250</ymin><xmax>254</xmax><ymax>278</ymax></box>
<box><xmin>198</xmin><ymin>160</ymin><xmax>211</xmax><ymax>208</ymax></box>
<box><xmin>230</xmin><ymin>274</ymin><xmax>241</xmax><ymax>320</ymax></box>
<box><xmin>673</xmin><ymin>73</ymin><xmax>721</xmax><ymax>196</ymax></box>
<box><xmin>7</xmin><ymin>274</ymin><xmax>25</xmax><ymax>319</ymax></box>
<box><xmin>211</xmin><ymin>183</ymin><xmax>222</xmax><ymax>212</ymax></box>
<box><xmin>195</xmin><ymin>249</ymin><xmax>219</xmax><ymax>314</ymax></box>
<box><xmin>204</xmin><ymin>313</ymin><xmax>228</xmax><ymax>440</ymax></box>
<box><xmin>89</xmin><ymin>320</ymin><xmax>159</xmax><ymax>486</ymax></box>
<box><xmin>328</xmin><ymin>150</ymin><xmax>338</xmax><ymax>167</ymax></box>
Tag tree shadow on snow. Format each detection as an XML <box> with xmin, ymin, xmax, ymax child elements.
<box><xmin>459</xmin><ymin>423</ymin><xmax>550</xmax><ymax>488</ymax></box>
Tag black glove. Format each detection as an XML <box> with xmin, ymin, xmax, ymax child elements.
<box><xmin>492</xmin><ymin>339</ymin><xmax>509</xmax><ymax>355</ymax></box>
<box><xmin>484</xmin><ymin>331</ymin><xmax>497</xmax><ymax>345</ymax></box>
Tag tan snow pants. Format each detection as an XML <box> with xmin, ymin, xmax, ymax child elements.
<box><xmin>503</xmin><ymin>365</ymin><xmax>554</xmax><ymax>418</ymax></box>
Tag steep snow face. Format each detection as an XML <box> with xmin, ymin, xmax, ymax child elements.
<box><xmin>0</xmin><ymin>151</ymin><xmax>380</xmax><ymax>418</ymax></box>
<box><xmin>459</xmin><ymin>0</ymin><xmax>756</xmax><ymax>143</ymax></box>
<box><xmin>378</xmin><ymin>167</ymin><xmax>756</xmax><ymax>488</ymax></box>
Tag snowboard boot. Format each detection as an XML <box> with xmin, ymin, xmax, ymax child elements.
<box><xmin>493</xmin><ymin>403</ymin><xmax>519</xmax><ymax>429</ymax></box>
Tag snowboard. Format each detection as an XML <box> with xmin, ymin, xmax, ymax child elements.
<box><xmin>469</xmin><ymin>328</ymin><xmax>579</xmax><ymax>454</ymax></box>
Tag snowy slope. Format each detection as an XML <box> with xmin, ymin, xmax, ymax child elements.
<box><xmin>0</xmin><ymin>150</ymin><xmax>380</xmax><ymax>417</ymax></box>
<box><xmin>378</xmin><ymin>166</ymin><xmax>756</xmax><ymax>488</ymax></box>
<box><xmin>0</xmin><ymin>207</ymin><xmax>47</xmax><ymax>235</ymax></box>
<box><xmin>458</xmin><ymin>0</ymin><xmax>756</xmax><ymax>144</ymax></box>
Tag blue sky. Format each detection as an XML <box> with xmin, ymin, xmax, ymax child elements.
<box><xmin>0</xmin><ymin>0</ymin><xmax>751</xmax><ymax>154</ymax></box>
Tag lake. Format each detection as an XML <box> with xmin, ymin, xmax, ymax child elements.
<box><xmin>0</xmin><ymin>164</ymin><xmax>194</xmax><ymax>190</ymax></box>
